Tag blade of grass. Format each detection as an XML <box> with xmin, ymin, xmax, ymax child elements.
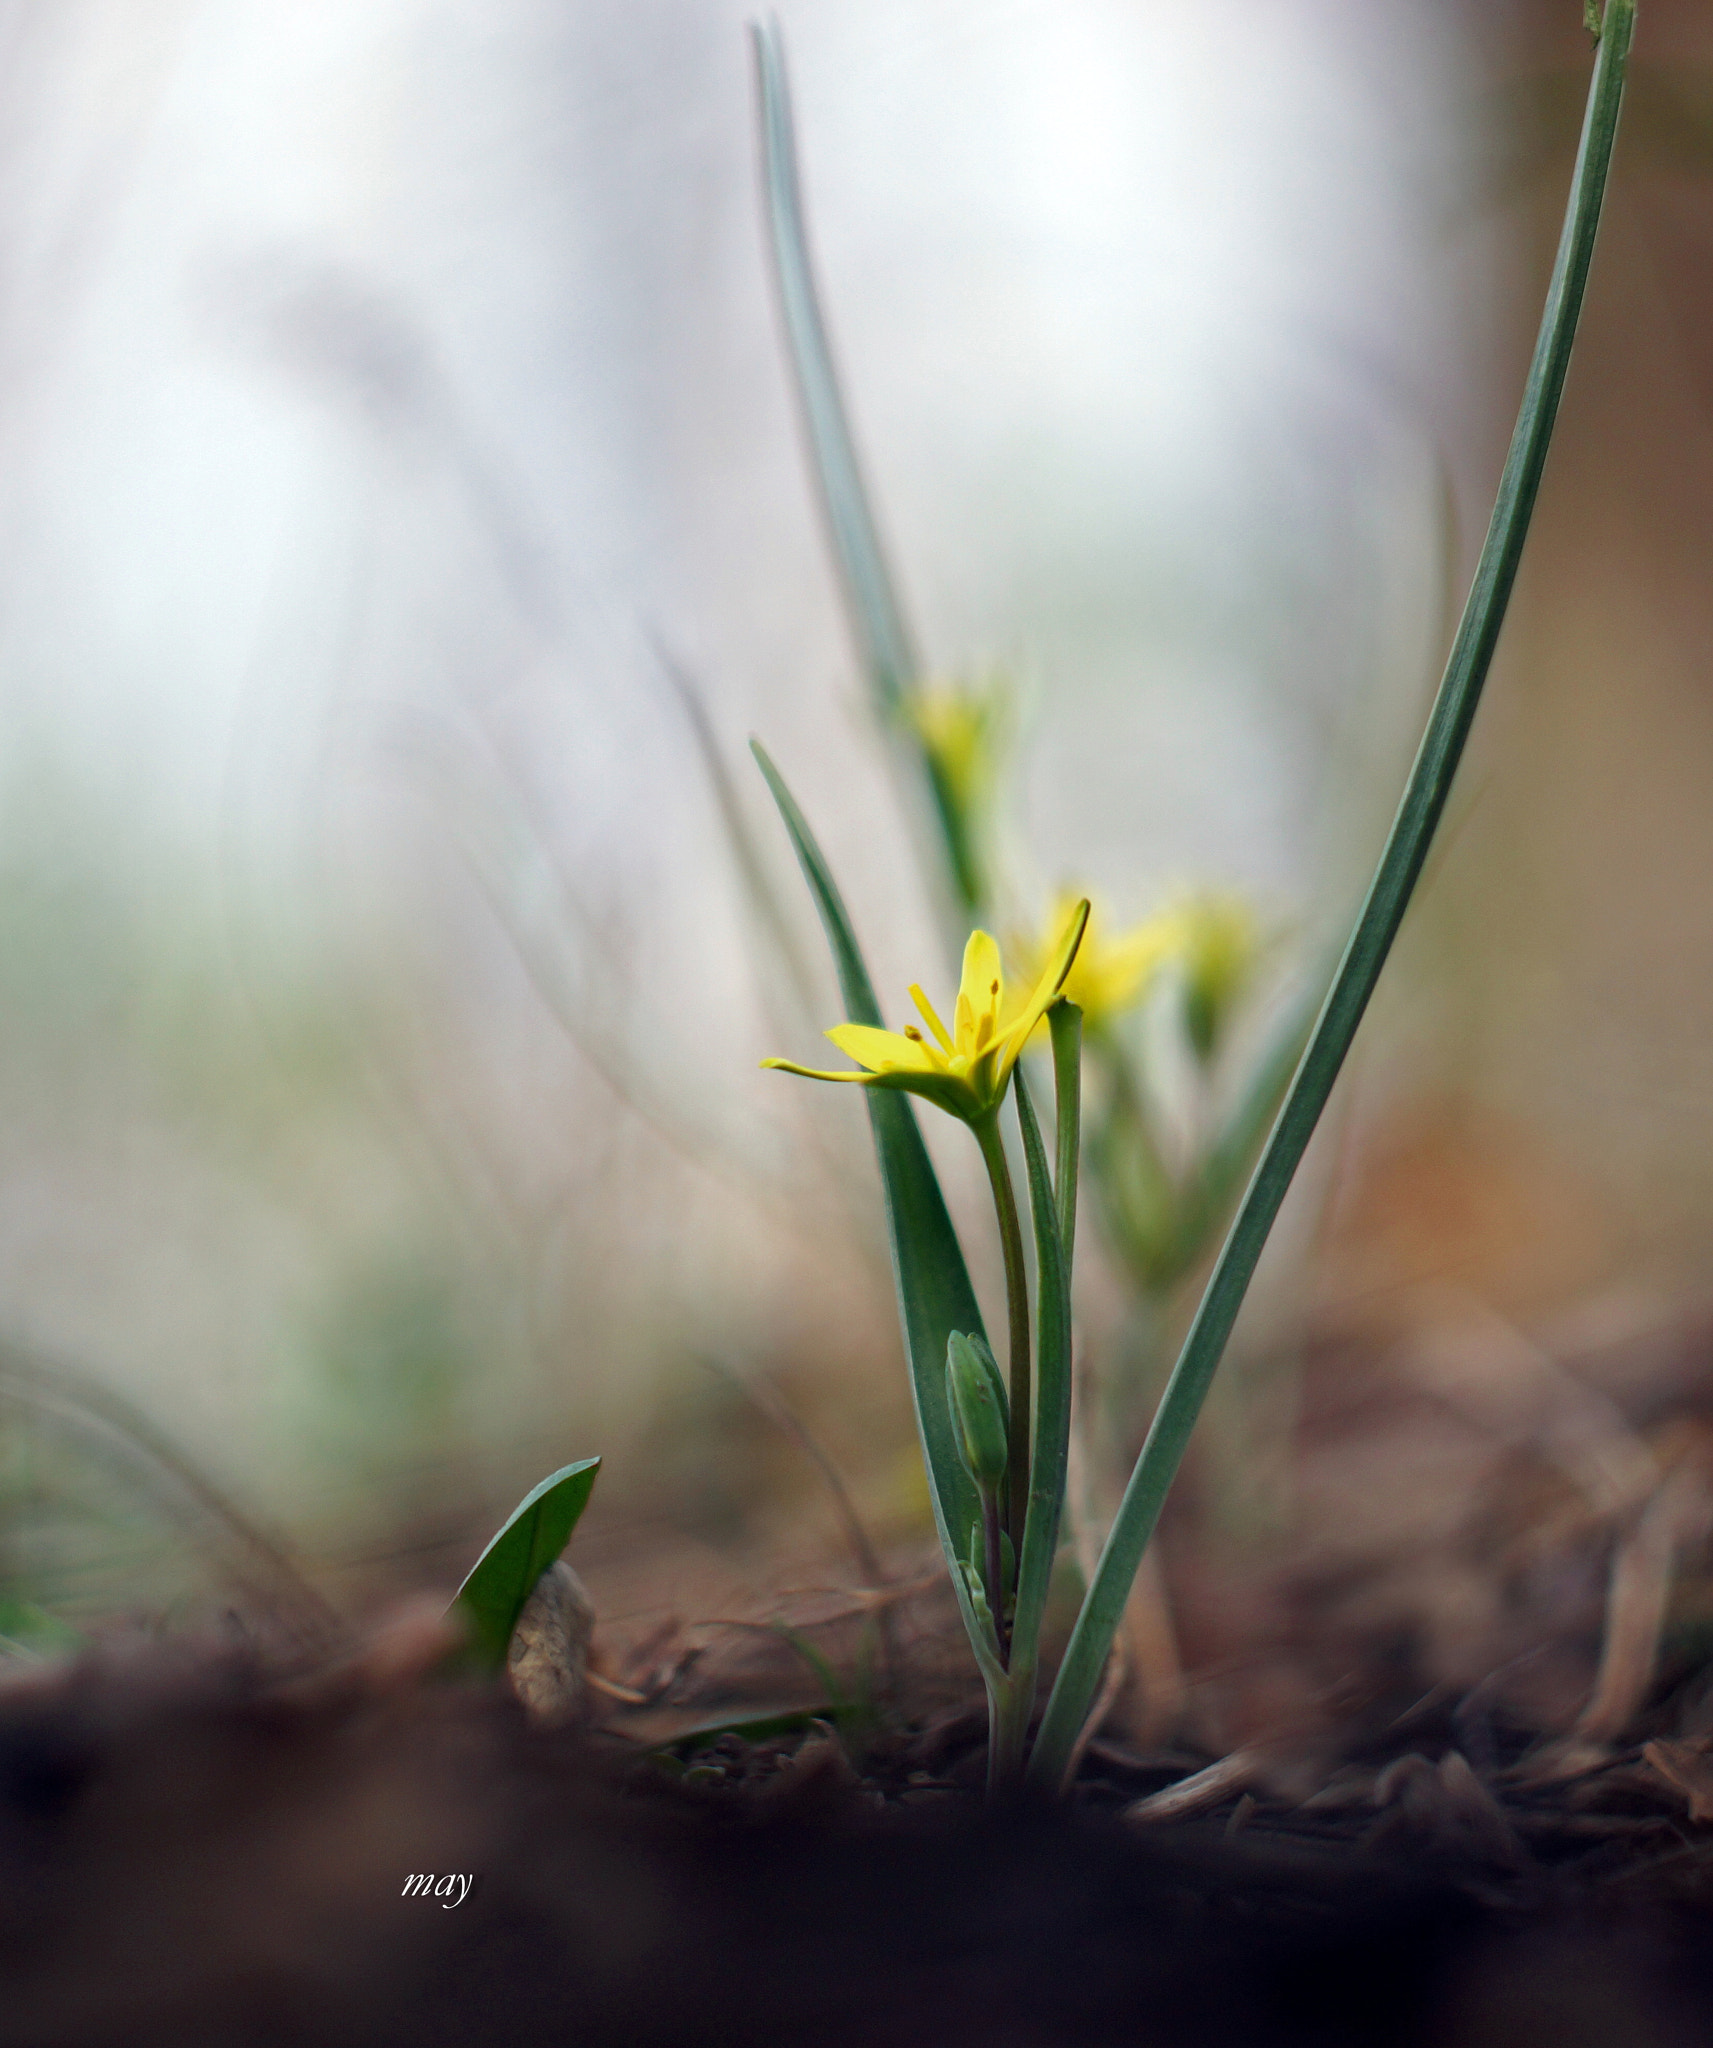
<box><xmin>451</xmin><ymin>1458</ymin><xmax>601</xmax><ymax>1671</ymax></box>
<box><xmin>751</xmin><ymin>18</ymin><xmax>918</xmax><ymax>710</ymax></box>
<box><xmin>1028</xmin><ymin>0</ymin><xmax>1636</xmax><ymax>1792</ymax></box>
<box><xmin>750</xmin><ymin>741</ymin><xmax>987</xmax><ymax>1641</ymax></box>
<box><xmin>1007</xmin><ymin>1067</ymin><xmax>1074</xmax><ymax>1697</ymax></box>
<box><xmin>1049</xmin><ymin>1002</ymin><xmax>1083</xmax><ymax>1268</ymax></box>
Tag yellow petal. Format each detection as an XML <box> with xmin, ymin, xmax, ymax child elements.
<box><xmin>996</xmin><ymin>898</ymin><xmax>1089</xmax><ymax>1075</ymax></box>
<box><xmin>759</xmin><ymin>1058</ymin><xmax>874</xmax><ymax>1084</ymax></box>
<box><xmin>956</xmin><ymin>930</ymin><xmax>1005</xmax><ymax>1051</ymax></box>
<box><xmin>825</xmin><ymin>1022</ymin><xmax>942</xmax><ymax>1075</ymax></box>
<box><xmin>1071</xmin><ymin>912</ymin><xmax>1177</xmax><ymax>1017</ymax></box>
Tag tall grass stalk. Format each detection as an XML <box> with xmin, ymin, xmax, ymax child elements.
<box><xmin>751</xmin><ymin>17</ymin><xmax>917</xmax><ymax>708</ymax></box>
<box><xmin>1026</xmin><ymin>0</ymin><xmax>1636</xmax><ymax>1791</ymax></box>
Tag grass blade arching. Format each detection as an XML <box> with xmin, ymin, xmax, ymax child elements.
<box><xmin>751</xmin><ymin>18</ymin><xmax>918</xmax><ymax>710</ymax></box>
<box><xmin>1027</xmin><ymin>0</ymin><xmax>1636</xmax><ymax>1793</ymax></box>
<box><xmin>750</xmin><ymin>741</ymin><xmax>988</xmax><ymax>1639</ymax></box>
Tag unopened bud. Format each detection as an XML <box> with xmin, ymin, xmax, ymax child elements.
<box><xmin>946</xmin><ymin>1331</ymin><xmax>1009</xmax><ymax>1489</ymax></box>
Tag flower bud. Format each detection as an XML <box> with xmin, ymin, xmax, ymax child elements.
<box><xmin>946</xmin><ymin>1331</ymin><xmax>1009</xmax><ymax>1490</ymax></box>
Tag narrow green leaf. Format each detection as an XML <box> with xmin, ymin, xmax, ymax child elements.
<box><xmin>451</xmin><ymin>1457</ymin><xmax>601</xmax><ymax>1671</ymax></box>
<box><xmin>751</xmin><ymin>18</ymin><xmax>918</xmax><ymax>710</ymax></box>
<box><xmin>1008</xmin><ymin>1066</ymin><xmax>1073</xmax><ymax>1705</ymax></box>
<box><xmin>1049</xmin><ymin>1002</ymin><xmax>1083</xmax><ymax>1272</ymax></box>
<box><xmin>750</xmin><ymin>741</ymin><xmax>987</xmax><ymax>1642</ymax></box>
<box><xmin>1028</xmin><ymin>3</ymin><xmax>1636</xmax><ymax>1793</ymax></box>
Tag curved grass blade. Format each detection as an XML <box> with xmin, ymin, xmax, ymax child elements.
<box><xmin>751</xmin><ymin>18</ymin><xmax>918</xmax><ymax>710</ymax></box>
<box><xmin>452</xmin><ymin>1457</ymin><xmax>600</xmax><ymax>1671</ymax></box>
<box><xmin>1027</xmin><ymin>0</ymin><xmax>1636</xmax><ymax>1792</ymax></box>
<box><xmin>750</xmin><ymin>741</ymin><xmax>986</xmax><ymax>1638</ymax></box>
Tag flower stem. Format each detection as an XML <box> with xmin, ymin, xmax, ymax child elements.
<box><xmin>974</xmin><ymin>1112</ymin><xmax>1031</xmax><ymax>1559</ymax></box>
<box><xmin>988</xmin><ymin>1670</ymin><xmax>1032</xmax><ymax>1794</ymax></box>
<box><xmin>982</xmin><ymin>1487</ymin><xmax>1009</xmax><ymax>1666</ymax></box>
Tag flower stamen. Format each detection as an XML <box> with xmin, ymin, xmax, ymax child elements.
<box><xmin>909</xmin><ymin>984</ymin><xmax>955</xmax><ymax>1053</ymax></box>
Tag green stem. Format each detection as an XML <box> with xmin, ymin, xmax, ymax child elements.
<box><xmin>1049</xmin><ymin>1003</ymin><xmax>1083</xmax><ymax>1270</ymax></box>
<box><xmin>989</xmin><ymin>1671</ymin><xmax>1033</xmax><ymax>1794</ymax></box>
<box><xmin>995</xmin><ymin>1065</ymin><xmax>1076</xmax><ymax>1789</ymax></box>
<box><xmin>982</xmin><ymin>1487</ymin><xmax>1009</xmax><ymax>1666</ymax></box>
<box><xmin>1026</xmin><ymin>0</ymin><xmax>1635</xmax><ymax>1795</ymax></box>
<box><xmin>974</xmin><ymin>1111</ymin><xmax>1031</xmax><ymax>1560</ymax></box>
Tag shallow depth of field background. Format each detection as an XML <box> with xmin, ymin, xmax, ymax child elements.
<box><xmin>1</xmin><ymin>0</ymin><xmax>1711</xmax><ymax>1705</ymax></box>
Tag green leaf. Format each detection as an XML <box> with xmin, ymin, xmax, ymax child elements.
<box><xmin>1049</xmin><ymin>1002</ymin><xmax>1083</xmax><ymax>1271</ymax></box>
<box><xmin>750</xmin><ymin>741</ymin><xmax>988</xmax><ymax>1648</ymax></box>
<box><xmin>751</xmin><ymin>19</ymin><xmax>918</xmax><ymax>711</ymax></box>
<box><xmin>1027</xmin><ymin>0</ymin><xmax>1636</xmax><ymax>1794</ymax></box>
<box><xmin>1004</xmin><ymin>1064</ymin><xmax>1074</xmax><ymax>1752</ymax></box>
<box><xmin>450</xmin><ymin>1457</ymin><xmax>600</xmax><ymax>1671</ymax></box>
<box><xmin>0</xmin><ymin>1599</ymin><xmax>82</xmax><ymax>1660</ymax></box>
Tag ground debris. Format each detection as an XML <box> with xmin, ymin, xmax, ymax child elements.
<box><xmin>1123</xmin><ymin>1749</ymin><xmax>1259</xmax><ymax>1824</ymax></box>
<box><xmin>1641</xmin><ymin>1736</ymin><xmax>1713</xmax><ymax>1822</ymax></box>
<box><xmin>508</xmin><ymin>1562</ymin><xmax>594</xmax><ymax>1727</ymax></box>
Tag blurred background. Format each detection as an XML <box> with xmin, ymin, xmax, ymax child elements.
<box><xmin>1</xmin><ymin>0</ymin><xmax>1711</xmax><ymax>1745</ymax></box>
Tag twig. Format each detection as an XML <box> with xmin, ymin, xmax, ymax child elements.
<box><xmin>1123</xmin><ymin>1750</ymin><xmax>1259</xmax><ymax>1825</ymax></box>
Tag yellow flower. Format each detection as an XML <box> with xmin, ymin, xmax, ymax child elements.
<box><xmin>763</xmin><ymin>900</ymin><xmax>1089</xmax><ymax>1125</ymax></box>
<box><xmin>1016</xmin><ymin>894</ymin><xmax>1177</xmax><ymax>1036</ymax></box>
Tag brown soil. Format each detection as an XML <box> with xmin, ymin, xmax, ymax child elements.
<box><xmin>5</xmin><ymin>1619</ymin><xmax>1713</xmax><ymax>2048</ymax></box>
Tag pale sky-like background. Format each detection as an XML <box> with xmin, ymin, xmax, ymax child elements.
<box><xmin>0</xmin><ymin>0</ymin><xmax>1558</xmax><ymax>1573</ymax></box>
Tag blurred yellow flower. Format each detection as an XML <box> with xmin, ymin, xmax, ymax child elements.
<box><xmin>1016</xmin><ymin>889</ymin><xmax>1260</xmax><ymax>1055</ymax></box>
<box><xmin>763</xmin><ymin>901</ymin><xmax>1089</xmax><ymax>1125</ymax></box>
<box><xmin>1015</xmin><ymin>895</ymin><xmax>1176</xmax><ymax>1036</ymax></box>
